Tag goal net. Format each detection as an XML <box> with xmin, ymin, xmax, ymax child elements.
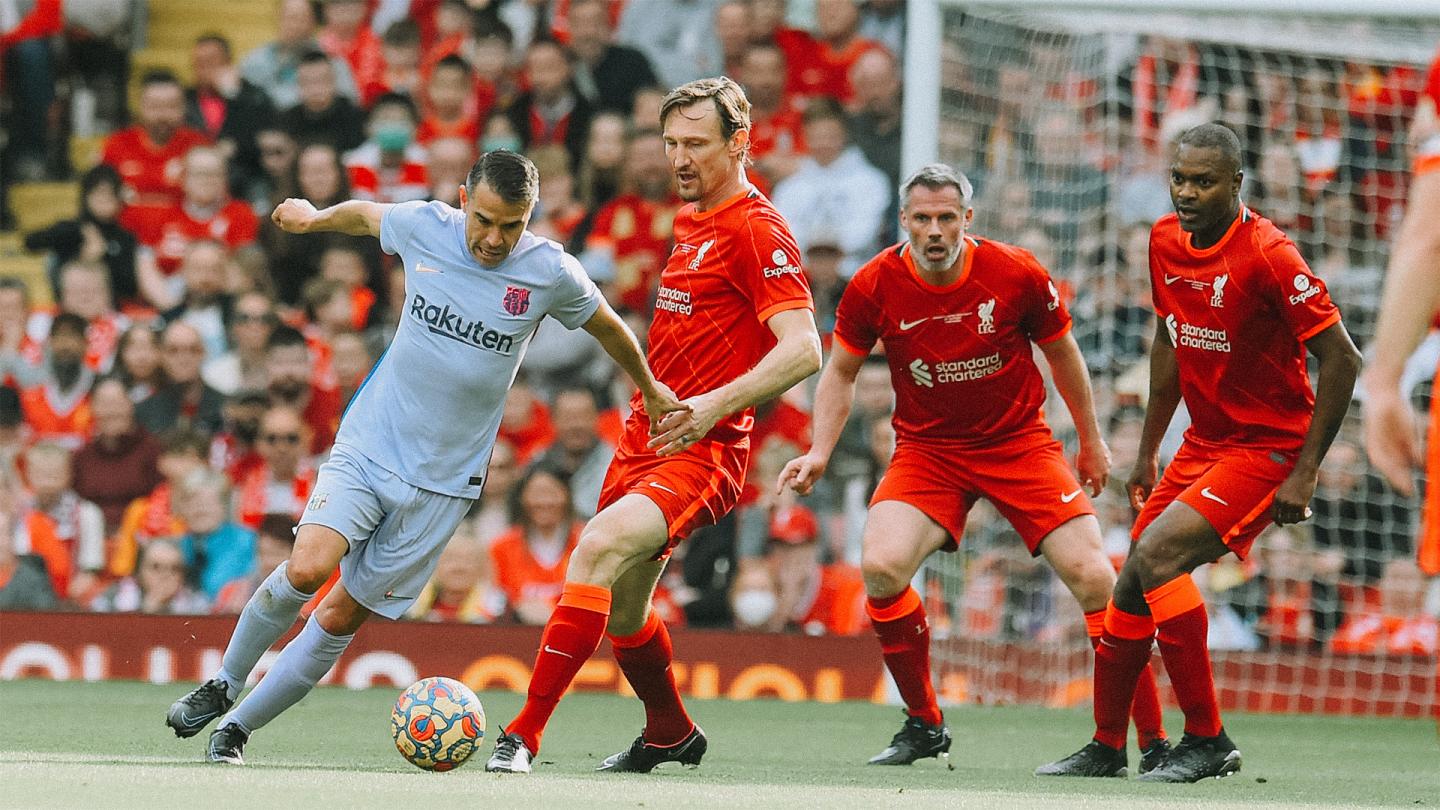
<box><xmin>922</xmin><ymin>1</ymin><xmax>1440</xmax><ymax>718</ymax></box>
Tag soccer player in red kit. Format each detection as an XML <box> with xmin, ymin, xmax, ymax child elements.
<box><xmin>779</xmin><ymin>164</ymin><xmax>1169</xmax><ymax>772</ymax></box>
<box><xmin>487</xmin><ymin>77</ymin><xmax>822</xmax><ymax>774</ymax></box>
<box><xmin>1041</xmin><ymin>123</ymin><xmax>1361</xmax><ymax>782</ymax></box>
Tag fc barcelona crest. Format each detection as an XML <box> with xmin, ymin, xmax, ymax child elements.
<box><xmin>502</xmin><ymin>285</ymin><xmax>531</xmax><ymax>316</ymax></box>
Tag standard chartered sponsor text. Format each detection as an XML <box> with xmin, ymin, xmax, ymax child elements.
<box><xmin>656</xmin><ymin>286</ymin><xmax>693</xmax><ymax>315</ymax></box>
<box><xmin>1178</xmin><ymin>322</ymin><xmax>1231</xmax><ymax>352</ymax></box>
<box><xmin>935</xmin><ymin>352</ymin><xmax>1002</xmax><ymax>383</ymax></box>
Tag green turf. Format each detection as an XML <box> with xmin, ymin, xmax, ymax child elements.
<box><xmin>0</xmin><ymin>680</ymin><xmax>1434</xmax><ymax>809</ymax></box>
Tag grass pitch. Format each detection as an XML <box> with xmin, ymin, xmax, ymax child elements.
<box><xmin>0</xmin><ymin>680</ymin><xmax>1435</xmax><ymax>809</ymax></box>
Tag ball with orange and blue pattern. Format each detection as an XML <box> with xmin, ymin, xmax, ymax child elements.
<box><xmin>391</xmin><ymin>676</ymin><xmax>486</xmax><ymax>771</ymax></box>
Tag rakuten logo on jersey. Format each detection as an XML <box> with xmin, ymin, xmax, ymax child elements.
<box><xmin>1166</xmin><ymin>313</ymin><xmax>1231</xmax><ymax>353</ymax></box>
<box><xmin>410</xmin><ymin>294</ymin><xmax>515</xmax><ymax>354</ymax></box>
<box><xmin>655</xmin><ymin>285</ymin><xmax>693</xmax><ymax>315</ymax></box>
<box><xmin>909</xmin><ymin>353</ymin><xmax>1002</xmax><ymax>387</ymax></box>
<box><xmin>1289</xmin><ymin>273</ymin><xmax>1321</xmax><ymax>305</ymax></box>
<box><xmin>763</xmin><ymin>248</ymin><xmax>803</xmax><ymax>279</ymax></box>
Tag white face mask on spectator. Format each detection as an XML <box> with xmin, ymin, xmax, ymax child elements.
<box><xmin>732</xmin><ymin>588</ymin><xmax>778</xmax><ymax>628</ymax></box>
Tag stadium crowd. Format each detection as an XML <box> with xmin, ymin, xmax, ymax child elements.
<box><xmin>0</xmin><ymin>0</ymin><xmax>1434</xmax><ymax>658</ymax></box>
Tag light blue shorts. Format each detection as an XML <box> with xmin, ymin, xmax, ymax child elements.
<box><xmin>298</xmin><ymin>443</ymin><xmax>473</xmax><ymax>619</ymax></box>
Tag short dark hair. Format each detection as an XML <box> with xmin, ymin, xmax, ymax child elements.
<box><xmin>0</xmin><ymin>277</ymin><xmax>29</xmax><ymax>305</ymax></box>
<box><xmin>256</xmin><ymin>514</ymin><xmax>298</xmax><ymax>547</ymax></box>
<box><xmin>195</xmin><ymin>33</ymin><xmax>232</xmax><ymax>60</ymax></box>
<box><xmin>140</xmin><ymin>68</ymin><xmax>182</xmax><ymax>90</ymax></box>
<box><xmin>266</xmin><ymin>324</ymin><xmax>309</xmax><ymax>352</ymax></box>
<box><xmin>1176</xmin><ymin>122</ymin><xmax>1243</xmax><ymax>175</ymax></box>
<box><xmin>466</xmin><ymin>149</ymin><xmax>540</xmax><ymax>206</ymax></box>
<box><xmin>433</xmin><ymin>54</ymin><xmax>472</xmax><ymax>76</ymax></box>
<box><xmin>800</xmin><ymin>95</ymin><xmax>845</xmax><ymax>127</ymax></box>
<box><xmin>159</xmin><ymin>428</ymin><xmax>210</xmax><ymax>458</ymax></box>
<box><xmin>370</xmin><ymin>91</ymin><xmax>419</xmax><ymax>124</ymax></box>
<box><xmin>298</xmin><ymin>50</ymin><xmax>332</xmax><ymax>69</ymax></box>
<box><xmin>507</xmin><ymin>464</ymin><xmax>574</xmax><ymax>528</ymax></box>
<box><xmin>49</xmin><ymin>311</ymin><xmax>89</xmax><ymax>340</ymax></box>
<box><xmin>899</xmin><ymin>164</ymin><xmax>974</xmax><ymax>209</ymax></box>
<box><xmin>381</xmin><ymin>18</ymin><xmax>421</xmax><ymax>47</ymax></box>
<box><xmin>660</xmin><ymin>76</ymin><xmax>752</xmax><ymax>155</ymax></box>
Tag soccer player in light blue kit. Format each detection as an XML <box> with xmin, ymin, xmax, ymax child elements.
<box><xmin>165</xmin><ymin>150</ymin><xmax>684</xmax><ymax>764</ymax></box>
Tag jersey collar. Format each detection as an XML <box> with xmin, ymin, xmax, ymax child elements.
<box><xmin>902</xmin><ymin>236</ymin><xmax>978</xmax><ymax>293</ymax></box>
<box><xmin>1183</xmin><ymin>205</ymin><xmax>1251</xmax><ymax>258</ymax></box>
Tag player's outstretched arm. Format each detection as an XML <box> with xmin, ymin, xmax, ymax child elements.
<box><xmin>1273</xmin><ymin>322</ymin><xmax>1363</xmax><ymax>525</ymax></box>
<box><xmin>1039</xmin><ymin>332</ymin><xmax>1110</xmax><ymax>496</ymax></box>
<box><xmin>777</xmin><ymin>343</ymin><xmax>866</xmax><ymax>496</ymax></box>
<box><xmin>650</xmin><ymin>308</ymin><xmax>822</xmax><ymax>457</ymax></box>
<box><xmin>581</xmin><ymin>299</ymin><xmax>686</xmax><ymax>430</ymax></box>
<box><xmin>1129</xmin><ymin>319</ymin><xmax>1182</xmax><ymax>512</ymax></box>
<box><xmin>271</xmin><ymin>198</ymin><xmax>391</xmax><ymax>238</ymax></box>
<box><xmin>1363</xmin><ymin>154</ymin><xmax>1440</xmax><ymax>495</ymax></box>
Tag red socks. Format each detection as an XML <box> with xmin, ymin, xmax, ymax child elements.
<box><xmin>1091</xmin><ymin>603</ymin><xmax>1156</xmax><ymax>750</ymax></box>
<box><xmin>610</xmin><ymin>610</ymin><xmax>694</xmax><ymax>747</ymax></box>
<box><xmin>508</xmin><ymin>582</ymin><xmax>611</xmax><ymax>753</ymax></box>
<box><xmin>1147</xmin><ymin>574</ymin><xmax>1223</xmax><ymax>738</ymax></box>
<box><xmin>867</xmin><ymin>587</ymin><xmax>943</xmax><ymax>726</ymax></box>
<box><xmin>1085</xmin><ymin>608</ymin><xmax>1166</xmax><ymax>749</ymax></box>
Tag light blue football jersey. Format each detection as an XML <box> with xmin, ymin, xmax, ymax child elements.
<box><xmin>336</xmin><ymin>200</ymin><xmax>602</xmax><ymax>498</ymax></box>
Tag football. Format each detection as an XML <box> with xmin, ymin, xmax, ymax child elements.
<box><xmin>391</xmin><ymin>677</ymin><xmax>486</xmax><ymax>772</ymax></box>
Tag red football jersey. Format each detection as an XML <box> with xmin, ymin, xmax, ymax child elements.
<box><xmin>640</xmin><ymin>186</ymin><xmax>813</xmax><ymax>444</ymax></box>
<box><xmin>101</xmin><ymin>126</ymin><xmax>211</xmax><ymax>208</ymax></box>
<box><xmin>1149</xmin><ymin>207</ymin><xmax>1341</xmax><ymax>451</ymax></box>
<box><xmin>833</xmin><ymin>238</ymin><xmax>1071</xmax><ymax>447</ymax></box>
<box><xmin>127</xmin><ymin>200</ymin><xmax>260</xmax><ymax>274</ymax></box>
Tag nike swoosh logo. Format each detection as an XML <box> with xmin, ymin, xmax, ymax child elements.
<box><xmin>648</xmin><ymin>482</ymin><xmax>678</xmax><ymax>495</ymax></box>
<box><xmin>416</xmin><ymin>263</ymin><xmax>443</xmax><ymax>274</ymax></box>
<box><xmin>543</xmin><ymin>645</ymin><xmax>574</xmax><ymax>659</ymax></box>
<box><xmin>1200</xmin><ymin>487</ymin><xmax>1229</xmax><ymax>506</ymax></box>
<box><xmin>1060</xmin><ymin>489</ymin><xmax>1083</xmax><ymax>503</ymax></box>
<box><xmin>1164</xmin><ymin>275</ymin><xmax>1181</xmax><ymax>285</ymax></box>
<box><xmin>898</xmin><ymin>317</ymin><xmax>929</xmax><ymax>331</ymax></box>
<box><xmin>177</xmin><ymin>709</ymin><xmax>219</xmax><ymax>729</ymax></box>
<box><xmin>383</xmin><ymin>591</ymin><xmax>412</xmax><ymax>600</ymax></box>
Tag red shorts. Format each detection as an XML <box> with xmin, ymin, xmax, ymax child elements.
<box><xmin>1131</xmin><ymin>439</ymin><xmax>1295</xmax><ymax>559</ymax></box>
<box><xmin>870</xmin><ymin>435</ymin><xmax>1095</xmax><ymax>555</ymax></box>
<box><xmin>597</xmin><ymin>418</ymin><xmax>749</xmax><ymax>559</ymax></box>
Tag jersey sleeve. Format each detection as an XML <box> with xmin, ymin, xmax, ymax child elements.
<box><xmin>832</xmin><ymin>271</ymin><xmax>882</xmax><ymax>356</ymax></box>
<box><xmin>738</xmin><ymin>212</ymin><xmax>814</xmax><ymax>324</ymax></box>
<box><xmin>378</xmin><ymin>200</ymin><xmax>431</xmax><ymax>256</ymax></box>
<box><xmin>549</xmin><ymin>251</ymin><xmax>605</xmax><ymax>329</ymax></box>
<box><xmin>1258</xmin><ymin>232</ymin><xmax>1341</xmax><ymax>342</ymax></box>
<box><xmin>1016</xmin><ymin>249</ymin><xmax>1073</xmax><ymax>344</ymax></box>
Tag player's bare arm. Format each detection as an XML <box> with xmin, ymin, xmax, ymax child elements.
<box><xmin>777</xmin><ymin>342</ymin><xmax>867</xmax><ymax>496</ymax></box>
<box><xmin>1128</xmin><ymin>319</ymin><xmax>1182</xmax><ymax>512</ymax></box>
<box><xmin>580</xmin><ymin>300</ymin><xmax>687</xmax><ymax>431</ymax></box>
<box><xmin>649</xmin><ymin>307</ymin><xmax>822</xmax><ymax>456</ymax></box>
<box><xmin>1038</xmin><ymin>333</ymin><xmax>1111</xmax><ymax>496</ymax></box>
<box><xmin>1273</xmin><ymin>322</ymin><xmax>1362</xmax><ymax>525</ymax></box>
<box><xmin>1363</xmin><ymin>99</ymin><xmax>1440</xmax><ymax>495</ymax></box>
<box><xmin>271</xmin><ymin>198</ymin><xmax>390</xmax><ymax>238</ymax></box>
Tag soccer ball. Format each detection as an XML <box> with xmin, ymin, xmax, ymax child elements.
<box><xmin>391</xmin><ymin>676</ymin><xmax>486</xmax><ymax>771</ymax></box>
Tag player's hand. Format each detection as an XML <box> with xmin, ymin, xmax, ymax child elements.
<box><xmin>777</xmin><ymin>452</ymin><xmax>828</xmax><ymax>496</ymax></box>
<box><xmin>1362</xmin><ymin>383</ymin><xmax>1420</xmax><ymax>497</ymax></box>
<box><xmin>1076</xmin><ymin>440</ymin><xmax>1111</xmax><ymax>497</ymax></box>
<box><xmin>1126</xmin><ymin>458</ymin><xmax>1158</xmax><ymax>513</ymax></box>
<box><xmin>1272</xmin><ymin>467</ymin><xmax>1317</xmax><ymax>525</ymax></box>
<box><xmin>647</xmin><ymin>392</ymin><xmax>724</xmax><ymax>456</ymax></box>
<box><xmin>641</xmin><ymin>381</ymin><xmax>689</xmax><ymax>436</ymax></box>
<box><xmin>271</xmin><ymin>198</ymin><xmax>319</xmax><ymax>234</ymax></box>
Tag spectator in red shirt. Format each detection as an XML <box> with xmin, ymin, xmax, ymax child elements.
<box><xmin>345</xmin><ymin>92</ymin><xmax>431</xmax><ymax>203</ymax></box>
<box><xmin>367</xmin><ymin>19</ymin><xmax>424</xmax><ymax>107</ymax></box>
<box><xmin>264</xmin><ymin>325</ymin><xmax>341</xmax><ymax>455</ymax></box>
<box><xmin>131</xmin><ymin>146</ymin><xmax>261</xmax><ymax>278</ymax></box>
<box><xmin>490</xmin><ymin>466</ymin><xmax>583</xmax><ymax>625</ymax></box>
<box><xmin>19</xmin><ymin>314</ymin><xmax>94</xmax><ymax>450</ymax></box>
<box><xmin>102</xmin><ymin>69</ymin><xmax>211</xmax><ymax>214</ymax></box>
<box><xmin>1329</xmin><ymin>557</ymin><xmax>1438</xmax><ymax>656</ymax></box>
<box><xmin>316</xmin><ymin>0</ymin><xmax>383</xmax><ymax>100</ymax></box>
<box><xmin>497</xmin><ymin>373</ymin><xmax>554</xmax><ymax>466</ymax></box>
<box><xmin>740</xmin><ymin>42</ymin><xmax>807</xmax><ymax>185</ymax></box>
<box><xmin>185</xmin><ymin>33</ymin><xmax>276</xmax><ymax>196</ymax></box>
<box><xmin>416</xmin><ymin>55</ymin><xmax>481</xmax><ymax>146</ymax></box>
<box><xmin>808</xmin><ymin>0</ymin><xmax>889</xmax><ymax>104</ymax></box>
<box><xmin>582</xmin><ymin>129</ymin><xmax>679</xmax><ymax>315</ymax></box>
<box><xmin>235</xmin><ymin>404</ymin><xmax>316</xmax><ymax>528</ymax></box>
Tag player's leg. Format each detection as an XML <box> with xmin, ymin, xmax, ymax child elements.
<box><xmin>1035</xmin><ymin>516</ymin><xmax>1168</xmax><ymax>772</ymax></box>
<box><xmin>494</xmin><ymin>493</ymin><xmax>670</xmax><ymax>770</ymax></box>
<box><xmin>206</xmin><ymin>583</ymin><xmax>371</xmax><ymax>765</ymax></box>
<box><xmin>1127</xmin><ymin>502</ymin><xmax>1241</xmax><ymax>782</ymax></box>
<box><xmin>861</xmin><ymin>499</ymin><xmax>954</xmax><ymax>767</ymax></box>
<box><xmin>597</xmin><ymin>557</ymin><xmax>708</xmax><ymax>772</ymax></box>
<box><xmin>164</xmin><ymin>524</ymin><xmax>348</xmax><ymax>739</ymax></box>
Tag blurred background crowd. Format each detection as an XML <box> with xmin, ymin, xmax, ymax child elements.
<box><xmin>0</xmin><ymin>0</ymin><xmax>1433</xmax><ymax>659</ymax></box>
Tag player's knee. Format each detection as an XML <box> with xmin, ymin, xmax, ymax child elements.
<box><xmin>1064</xmin><ymin>561</ymin><xmax>1116</xmax><ymax>613</ymax></box>
<box><xmin>860</xmin><ymin>549</ymin><xmax>912</xmax><ymax>598</ymax></box>
<box><xmin>284</xmin><ymin>557</ymin><xmax>331</xmax><ymax>594</ymax></box>
<box><xmin>1131</xmin><ymin>535</ymin><xmax>1184</xmax><ymax>590</ymax></box>
<box><xmin>606</xmin><ymin>601</ymin><xmax>648</xmax><ymax>638</ymax></box>
<box><xmin>568</xmin><ymin>530</ymin><xmax>634</xmax><ymax>587</ymax></box>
